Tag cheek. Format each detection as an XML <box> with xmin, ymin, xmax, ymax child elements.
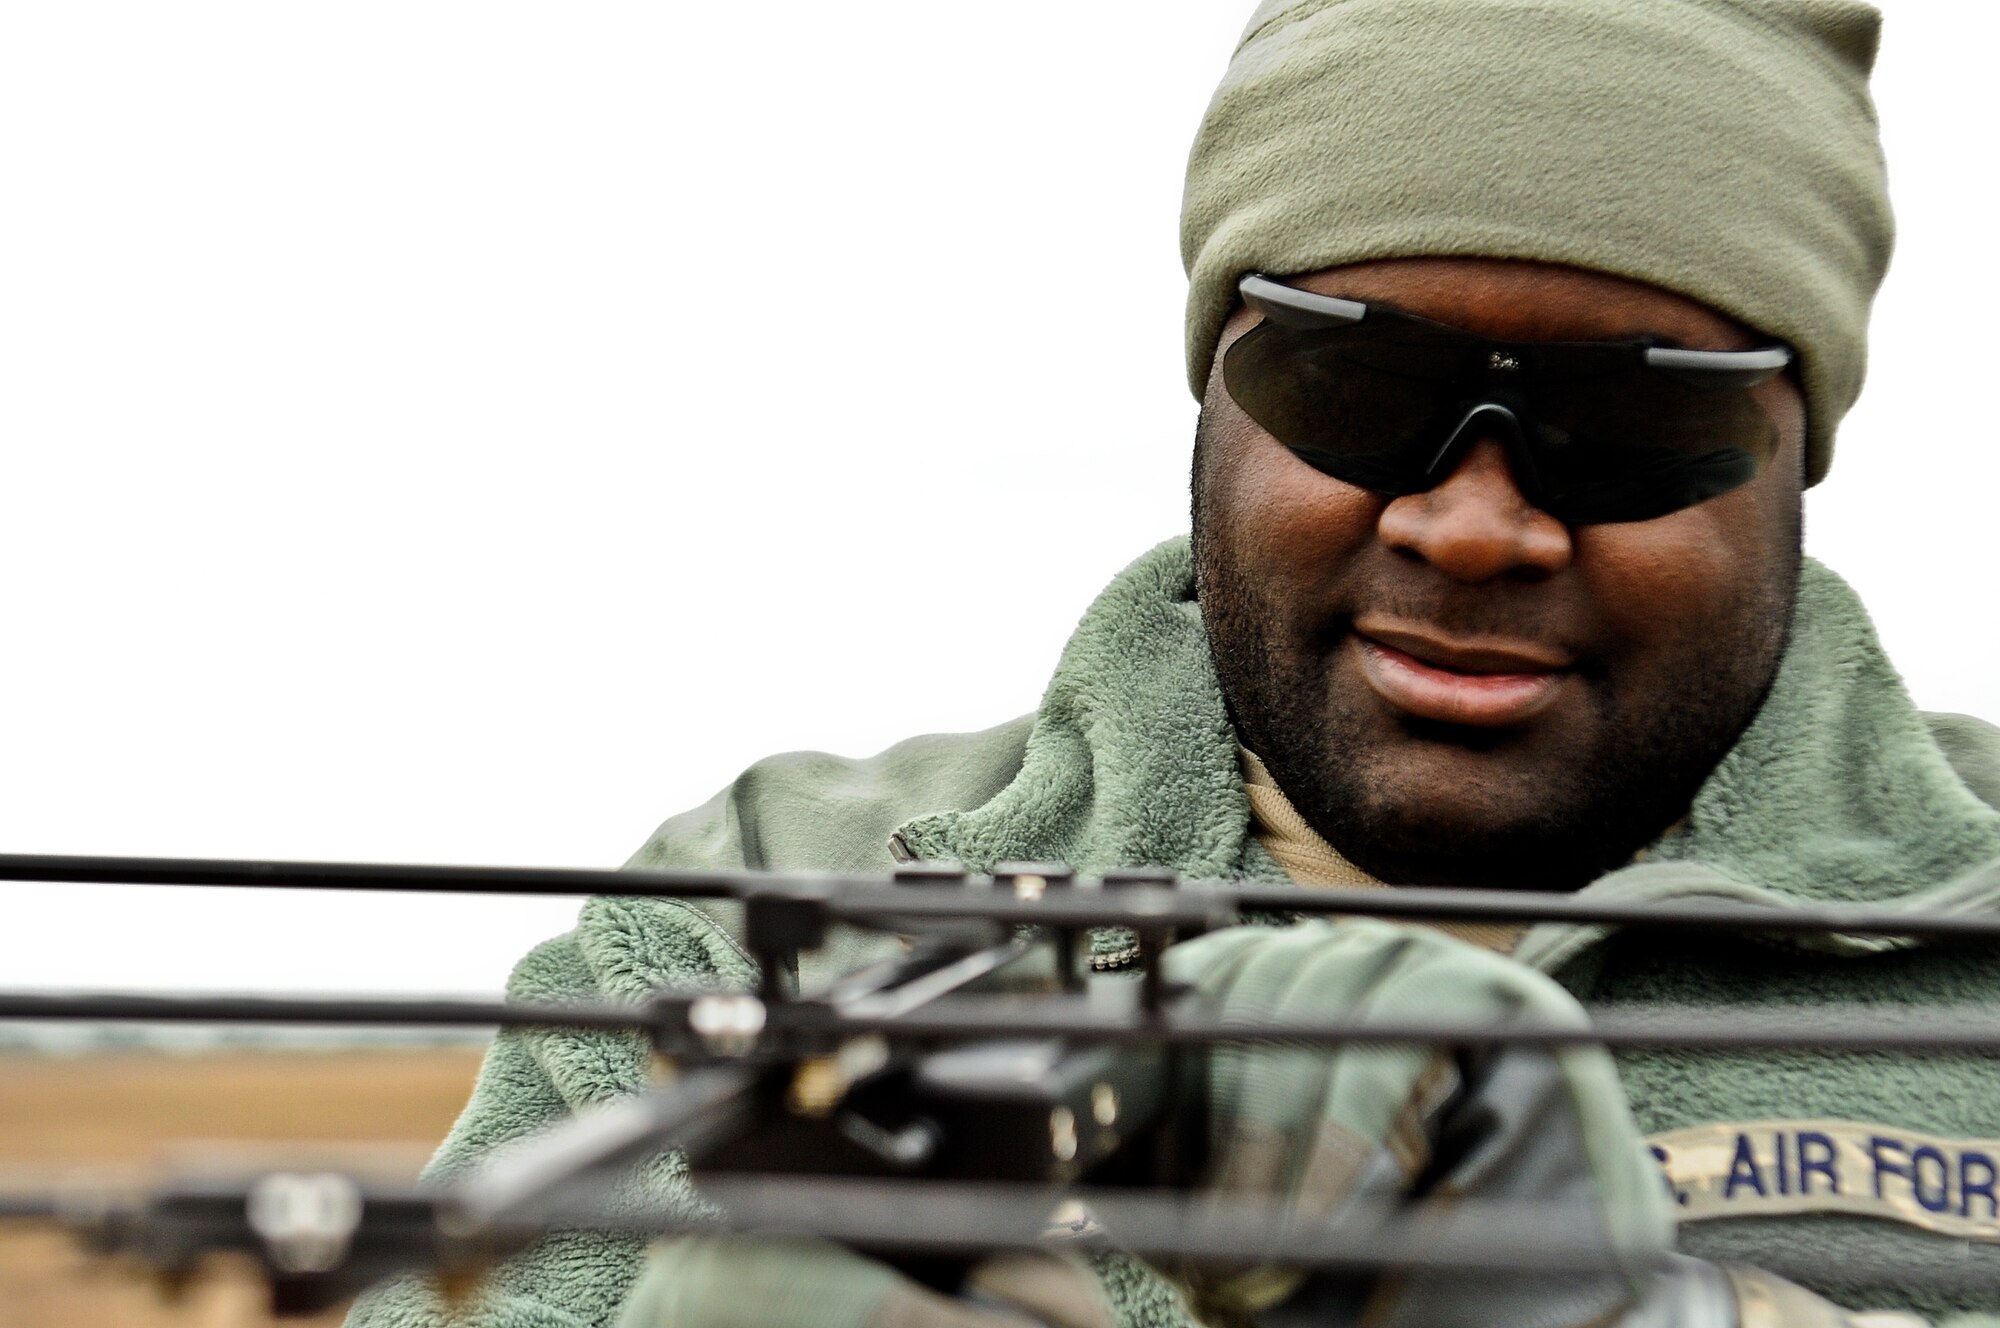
<box><xmin>1570</xmin><ymin>372</ymin><xmax>1802</xmax><ymax>646</ymax></box>
<box><xmin>1224</xmin><ymin>440</ymin><xmax>1384</xmax><ymax>588</ymax></box>
<box><xmin>1573</xmin><ymin>492</ymin><xmax>1792</xmax><ymax>650</ymax></box>
<box><xmin>1206</xmin><ymin>426</ymin><xmax>1385</xmax><ymax>590</ymax></box>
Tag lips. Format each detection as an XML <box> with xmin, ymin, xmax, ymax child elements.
<box><xmin>1353</xmin><ymin>622</ymin><xmax>1572</xmax><ymax>728</ymax></box>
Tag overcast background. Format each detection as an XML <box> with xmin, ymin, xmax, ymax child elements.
<box><xmin>2</xmin><ymin>2</ymin><xmax>1992</xmax><ymax>997</ymax></box>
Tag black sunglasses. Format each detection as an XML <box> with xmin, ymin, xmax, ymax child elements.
<box><xmin>1221</xmin><ymin>274</ymin><xmax>1795</xmax><ymax>525</ymax></box>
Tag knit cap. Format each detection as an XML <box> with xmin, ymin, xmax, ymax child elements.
<box><xmin>1181</xmin><ymin>0</ymin><xmax>1894</xmax><ymax>484</ymax></box>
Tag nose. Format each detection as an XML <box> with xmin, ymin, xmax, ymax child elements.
<box><xmin>1376</xmin><ymin>437</ymin><xmax>1573</xmax><ymax>582</ymax></box>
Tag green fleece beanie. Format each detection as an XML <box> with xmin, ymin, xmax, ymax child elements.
<box><xmin>1181</xmin><ymin>0</ymin><xmax>1894</xmax><ymax>485</ymax></box>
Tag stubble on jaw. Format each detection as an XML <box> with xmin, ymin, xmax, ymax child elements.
<box><xmin>1189</xmin><ymin>411</ymin><xmax>1803</xmax><ymax>892</ymax></box>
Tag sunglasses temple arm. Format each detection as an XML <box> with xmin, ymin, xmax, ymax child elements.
<box><xmin>1644</xmin><ymin>344</ymin><xmax>1792</xmax><ymax>388</ymax></box>
<box><xmin>1238</xmin><ymin>273</ymin><xmax>1368</xmax><ymax>330</ymax></box>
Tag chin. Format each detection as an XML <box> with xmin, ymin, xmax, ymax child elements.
<box><xmin>1345</xmin><ymin>701</ymin><xmax>1585</xmax><ymax>805</ymax></box>
<box><xmin>1317</xmin><ymin>743</ymin><xmax>1630</xmax><ymax>890</ymax></box>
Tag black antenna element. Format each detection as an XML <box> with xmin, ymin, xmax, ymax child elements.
<box><xmin>2</xmin><ymin>849</ymin><xmax>1993</xmax><ymax>939</ymax></box>
<box><xmin>6</xmin><ymin>852</ymin><xmax>1997</xmax><ymax>1316</ymax></box>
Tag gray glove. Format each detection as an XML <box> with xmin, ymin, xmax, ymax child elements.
<box><xmin>1164</xmin><ymin>919</ymin><xmax>1670</xmax><ymax>1327</ymax></box>
<box><xmin>1166</xmin><ymin>920</ymin><xmax>1903</xmax><ymax>1328</ymax></box>
<box><xmin>617</xmin><ymin>919</ymin><xmax>1910</xmax><ymax>1328</ymax></box>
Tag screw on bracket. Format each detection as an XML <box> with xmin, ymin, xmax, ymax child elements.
<box><xmin>686</xmin><ymin>994</ymin><xmax>768</xmax><ymax>1057</ymax></box>
<box><xmin>994</xmin><ymin>862</ymin><xmax>1074</xmax><ymax>902</ymax></box>
<box><xmin>788</xmin><ymin>1034</ymin><xmax>890</xmax><ymax>1117</ymax></box>
<box><xmin>246</xmin><ymin>1172</ymin><xmax>364</xmax><ymax>1275</ymax></box>
<box><xmin>1049</xmin><ymin>1106</ymin><xmax>1080</xmax><ymax>1164</ymax></box>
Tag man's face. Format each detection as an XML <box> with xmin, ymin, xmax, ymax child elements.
<box><xmin>1192</xmin><ymin>258</ymin><xmax>1808</xmax><ymax>890</ymax></box>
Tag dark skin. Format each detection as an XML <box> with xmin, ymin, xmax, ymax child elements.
<box><xmin>1192</xmin><ymin>258</ymin><xmax>1808</xmax><ymax>891</ymax></box>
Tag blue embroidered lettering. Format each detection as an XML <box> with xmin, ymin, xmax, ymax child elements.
<box><xmin>1961</xmin><ymin>1151</ymin><xmax>1998</xmax><ymax>1221</ymax></box>
<box><xmin>1871</xmin><ymin>1136</ymin><xmax>1912</xmax><ymax>1200</ymax></box>
<box><xmin>1649</xmin><ymin>1145</ymin><xmax>1690</xmax><ymax>1206</ymax></box>
<box><xmin>1725</xmin><ymin>1132</ymin><xmax>1768</xmax><ymax>1199</ymax></box>
<box><xmin>1652</xmin><ymin>1122</ymin><xmax>2000</xmax><ymax>1239</ymax></box>
<box><xmin>1911</xmin><ymin>1146</ymin><xmax>1953</xmax><ymax>1214</ymax></box>
<box><xmin>1797</xmin><ymin>1131</ymin><xmax>1839</xmax><ymax>1196</ymax></box>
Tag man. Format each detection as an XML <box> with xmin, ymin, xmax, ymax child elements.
<box><xmin>351</xmin><ymin>0</ymin><xmax>2000</xmax><ymax>1325</ymax></box>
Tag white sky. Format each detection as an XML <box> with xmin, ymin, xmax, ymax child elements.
<box><xmin>1</xmin><ymin>2</ymin><xmax>1993</xmax><ymax>997</ymax></box>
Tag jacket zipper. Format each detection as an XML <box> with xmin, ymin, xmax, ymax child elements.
<box><xmin>1088</xmin><ymin>939</ymin><xmax>1143</xmax><ymax>972</ymax></box>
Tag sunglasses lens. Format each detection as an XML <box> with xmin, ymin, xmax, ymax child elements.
<box><xmin>1221</xmin><ymin>320</ymin><xmax>1472</xmax><ymax>494</ymax></box>
<box><xmin>1220</xmin><ymin>318</ymin><xmax>1779</xmax><ymax>523</ymax></box>
<box><xmin>1524</xmin><ymin>362</ymin><xmax>1777</xmax><ymax>522</ymax></box>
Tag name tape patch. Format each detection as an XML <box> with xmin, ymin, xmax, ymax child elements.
<box><xmin>1648</xmin><ymin>1120</ymin><xmax>2000</xmax><ymax>1240</ymax></box>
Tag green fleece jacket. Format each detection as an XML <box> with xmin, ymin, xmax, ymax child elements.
<box><xmin>347</xmin><ymin>538</ymin><xmax>2000</xmax><ymax>1328</ymax></box>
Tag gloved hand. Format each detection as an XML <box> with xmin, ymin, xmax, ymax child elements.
<box><xmin>1163</xmin><ymin>919</ymin><xmax>1894</xmax><ymax>1328</ymax></box>
<box><xmin>615</xmin><ymin>919</ymin><xmax>1901</xmax><ymax>1328</ymax></box>
<box><xmin>613</xmin><ymin>1234</ymin><xmax>1114</xmax><ymax>1328</ymax></box>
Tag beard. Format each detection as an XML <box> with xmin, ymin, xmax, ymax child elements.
<box><xmin>1190</xmin><ymin>418</ymin><xmax>1801</xmax><ymax>892</ymax></box>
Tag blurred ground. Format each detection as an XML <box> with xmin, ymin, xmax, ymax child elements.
<box><xmin>0</xmin><ymin>1048</ymin><xmax>485</xmax><ymax>1328</ymax></box>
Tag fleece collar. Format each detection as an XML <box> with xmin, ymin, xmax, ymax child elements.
<box><xmin>893</xmin><ymin>538</ymin><xmax>2000</xmax><ymax>968</ymax></box>
<box><xmin>893</xmin><ymin>539</ymin><xmax>1276</xmax><ymax>884</ymax></box>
